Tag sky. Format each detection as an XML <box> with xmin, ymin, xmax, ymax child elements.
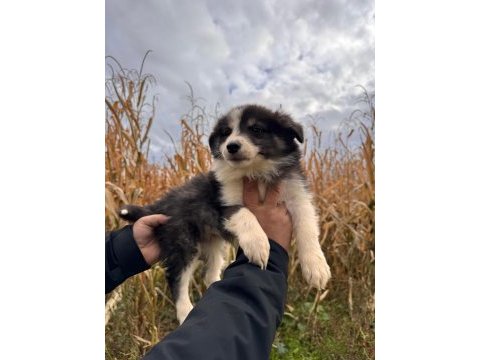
<box><xmin>106</xmin><ymin>0</ymin><xmax>374</xmax><ymax>160</ymax></box>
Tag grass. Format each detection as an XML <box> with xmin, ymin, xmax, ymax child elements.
<box><xmin>271</xmin><ymin>271</ymin><xmax>374</xmax><ymax>360</ymax></box>
<box><xmin>105</xmin><ymin>58</ymin><xmax>375</xmax><ymax>359</ymax></box>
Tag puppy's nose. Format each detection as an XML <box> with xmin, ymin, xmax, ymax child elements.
<box><xmin>227</xmin><ymin>142</ymin><xmax>241</xmax><ymax>154</ymax></box>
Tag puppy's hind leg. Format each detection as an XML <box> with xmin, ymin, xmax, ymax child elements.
<box><xmin>166</xmin><ymin>252</ymin><xmax>200</xmax><ymax>325</ymax></box>
<box><xmin>202</xmin><ymin>239</ymin><xmax>227</xmax><ymax>288</ymax></box>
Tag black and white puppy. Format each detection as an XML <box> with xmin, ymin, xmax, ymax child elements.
<box><xmin>119</xmin><ymin>104</ymin><xmax>331</xmax><ymax>324</ymax></box>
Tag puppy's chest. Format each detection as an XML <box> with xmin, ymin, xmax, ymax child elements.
<box><xmin>219</xmin><ymin>178</ymin><xmax>303</xmax><ymax>206</ymax></box>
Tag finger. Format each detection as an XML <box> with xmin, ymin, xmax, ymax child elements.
<box><xmin>243</xmin><ymin>177</ymin><xmax>260</xmax><ymax>206</ymax></box>
<box><xmin>264</xmin><ymin>181</ymin><xmax>284</xmax><ymax>206</ymax></box>
<box><xmin>138</xmin><ymin>214</ymin><xmax>170</xmax><ymax>228</ymax></box>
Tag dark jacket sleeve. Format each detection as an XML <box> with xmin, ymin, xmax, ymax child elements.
<box><xmin>143</xmin><ymin>239</ymin><xmax>289</xmax><ymax>360</ymax></box>
<box><xmin>105</xmin><ymin>226</ymin><xmax>150</xmax><ymax>293</ymax></box>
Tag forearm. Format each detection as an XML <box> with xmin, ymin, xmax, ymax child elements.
<box><xmin>143</xmin><ymin>239</ymin><xmax>289</xmax><ymax>360</ymax></box>
<box><xmin>105</xmin><ymin>226</ymin><xmax>150</xmax><ymax>293</ymax></box>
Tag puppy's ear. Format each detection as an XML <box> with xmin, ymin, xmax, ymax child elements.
<box><xmin>209</xmin><ymin>115</ymin><xmax>227</xmax><ymax>152</ymax></box>
<box><xmin>277</xmin><ymin>112</ymin><xmax>304</xmax><ymax>143</ymax></box>
<box><xmin>208</xmin><ymin>128</ymin><xmax>223</xmax><ymax>159</ymax></box>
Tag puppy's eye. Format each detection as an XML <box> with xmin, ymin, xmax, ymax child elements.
<box><xmin>220</xmin><ymin>128</ymin><xmax>232</xmax><ymax>136</ymax></box>
<box><xmin>249</xmin><ymin>125</ymin><xmax>266</xmax><ymax>134</ymax></box>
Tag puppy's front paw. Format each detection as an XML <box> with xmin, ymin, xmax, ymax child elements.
<box><xmin>239</xmin><ymin>231</ymin><xmax>270</xmax><ymax>270</ymax></box>
<box><xmin>225</xmin><ymin>207</ymin><xmax>270</xmax><ymax>270</ymax></box>
<box><xmin>301</xmin><ymin>251</ymin><xmax>331</xmax><ymax>289</ymax></box>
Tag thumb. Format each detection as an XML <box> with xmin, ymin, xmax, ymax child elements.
<box><xmin>138</xmin><ymin>214</ymin><xmax>170</xmax><ymax>228</ymax></box>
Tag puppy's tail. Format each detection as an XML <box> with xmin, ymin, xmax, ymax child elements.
<box><xmin>118</xmin><ymin>204</ymin><xmax>152</xmax><ymax>222</ymax></box>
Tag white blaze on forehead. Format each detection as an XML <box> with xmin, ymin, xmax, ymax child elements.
<box><xmin>226</xmin><ymin>107</ymin><xmax>242</xmax><ymax>133</ymax></box>
<box><xmin>223</xmin><ymin>106</ymin><xmax>243</xmax><ymax>144</ymax></box>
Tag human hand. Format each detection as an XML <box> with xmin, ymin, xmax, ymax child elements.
<box><xmin>243</xmin><ymin>178</ymin><xmax>293</xmax><ymax>251</ymax></box>
<box><xmin>132</xmin><ymin>214</ymin><xmax>170</xmax><ymax>265</ymax></box>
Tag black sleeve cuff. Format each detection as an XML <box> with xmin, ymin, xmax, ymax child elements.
<box><xmin>105</xmin><ymin>226</ymin><xmax>150</xmax><ymax>293</ymax></box>
<box><xmin>143</xmin><ymin>238</ymin><xmax>289</xmax><ymax>360</ymax></box>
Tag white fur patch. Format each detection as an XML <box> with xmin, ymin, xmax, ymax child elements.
<box><xmin>175</xmin><ymin>256</ymin><xmax>200</xmax><ymax>324</ymax></box>
<box><xmin>201</xmin><ymin>239</ymin><xmax>228</xmax><ymax>287</ymax></box>
<box><xmin>283</xmin><ymin>176</ymin><xmax>331</xmax><ymax>289</ymax></box>
<box><xmin>227</xmin><ymin>107</ymin><xmax>243</xmax><ymax>128</ymax></box>
<box><xmin>217</xmin><ymin>176</ymin><xmax>243</xmax><ymax>206</ymax></box>
<box><xmin>213</xmin><ymin>164</ymin><xmax>277</xmax><ymax>207</ymax></box>
<box><xmin>225</xmin><ymin>207</ymin><xmax>270</xmax><ymax>269</ymax></box>
<box><xmin>213</xmin><ymin>158</ymin><xmax>281</xmax><ymax>193</ymax></box>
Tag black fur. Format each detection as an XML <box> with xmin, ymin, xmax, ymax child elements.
<box><xmin>120</xmin><ymin>172</ymin><xmax>235</xmax><ymax>301</ymax></box>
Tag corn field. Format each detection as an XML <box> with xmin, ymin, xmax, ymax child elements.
<box><xmin>105</xmin><ymin>60</ymin><xmax>375</xmax><ymax>359</ymax></box>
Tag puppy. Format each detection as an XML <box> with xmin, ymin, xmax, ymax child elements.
<box><xmin>119</xmin><ymin>104</ymin><xmax>331</xmax><ymax>324</ymax></box>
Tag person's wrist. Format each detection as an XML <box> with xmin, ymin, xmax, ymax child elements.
<box><xmin>269</xmin><ymin>236</ymin><xmax>290</xmax><ymax>252</ymax></box>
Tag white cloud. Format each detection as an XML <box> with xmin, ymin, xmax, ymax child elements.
<box><xmin>106</xmin><ymin>0</ymin><xmax>374</xmax><ymax>158</ymax></box>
